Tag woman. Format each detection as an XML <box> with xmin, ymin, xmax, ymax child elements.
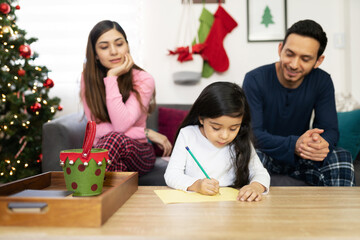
<box><xmin>81</xmin><ymin>20</ymin><xmax>171</xmax><ymax>175</ymax></box>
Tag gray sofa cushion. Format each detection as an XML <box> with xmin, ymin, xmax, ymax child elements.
<box><xmin>138</xmin><ymin>158</ymin><xmax>168</xmax><ymax>186</ymax></box>
<box><xmin>42</xmin><ymin>113</ymin><xmax>87</xmax><ymax>172</ymax></box>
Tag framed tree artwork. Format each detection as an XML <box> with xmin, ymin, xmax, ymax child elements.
<box><xmin>247</xmin><ymin>0</ymin><xmax>287</xmax><ymax>42</ymax></box>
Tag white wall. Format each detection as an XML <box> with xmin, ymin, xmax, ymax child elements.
<box><xmin>16</xmin><ymin>0</ymin><xmax>360</xmax><ymax>116</ymax></box>
<box><xmin>142</xmin><ymin>0</ymin><xmax>279</xmax><ymax>105</ymax></box>
<box><xmin>16</xmin><ymin>0</ymin><xmax>142</xmax><ymax>116</ymax></box>
<box><xmin>348</xmin><ymin>0</ymin><xmax>360</xmax><ymax>103</ymax></box>
<box><xmin>144</xmin><ymin>0</ymin><xmax>359</xmax><ymax>105</ymax></box>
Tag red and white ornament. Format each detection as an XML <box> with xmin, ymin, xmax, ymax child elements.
<box><xmin>19</xmin><ymin>45</ymin><xmax>32</xmax><ymax>58</ymax></box>
<box><xmin>57</xmin><ymin>105</ymin><xmax>63</xmax><ymax>111</ymax></box>
<box><xmin>0</xmin><ymin>3</ymin><xmax>11</xmax><ymax>14</ymax></box>
<box><xmin>30</xmin><ymin>102</ymin><xmax>41</xmax><ymax>112</ymax></box>
<box><xmin>43</xmin><ymin>78</ymin><xmax>54</xmax><ymax>88</ymax></box>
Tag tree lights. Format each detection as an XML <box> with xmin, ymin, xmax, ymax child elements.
<box><xmin>0</xmin><ymin>0</ymin><xmax>62</xmax><ymax>182</ymax></box>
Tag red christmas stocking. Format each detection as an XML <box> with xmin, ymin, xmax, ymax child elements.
<box><xmin>200</xmin><ymin>5</ymin><xmax>238</xmax><ymax>72</ymax></box>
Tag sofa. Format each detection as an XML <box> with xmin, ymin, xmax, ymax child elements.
<box><xmin>42</xmin><ymin>104</ymin><xmax>360</xmax><ymax>186</ymax></box>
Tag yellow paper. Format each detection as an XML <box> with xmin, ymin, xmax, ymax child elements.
<box><xmin>154</xmin><ymin>187</ymin><xmax>239</xmax><ymax>204</ymax></box>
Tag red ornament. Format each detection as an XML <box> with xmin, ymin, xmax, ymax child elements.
<box><xmin>0</xmin><ymin>3</ymin><xmax>11</xmax><ymax>14</ymax></box>
<box><xmin>57</xmin><ymin>105</ymin><xmax>63</xmax><ymax>111</ymax></box>
<box><xmin>15</xmin><ymin>5</ymin><xmax>20</xmax><ymax>10</ymax></box>
<box><xmin>18</xmin><ymin>69</ymin><xmax>26</xmax><ymax>76</ymax></box>
<box><xmin>37</xmin><ymin>153</ymin><xmax>42</xmax><ymax>163</ymax></box>
<box><xmin>19</xmin><ymin>45</ymin><xmax>32</xmax><ymax>58</ymax></box>
<box><xmin>30</xmin><ymin>102</ymin><xmax>41</xmax><ymax>112</ymax></box>
<box><xmin>43</xmin><ymin>78</ymin><xmax>54</xmax><ymax>88</ymax></box>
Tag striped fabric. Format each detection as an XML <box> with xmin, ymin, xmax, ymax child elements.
<box><xmin>94</xmin><ymin>132</ymin><xmax>156</xmax><ymax>176</ymax></box>
<box><xmin>256</xmin><ymin>147</ymin><xmax>355</xmax><ymax>186</ymax></box>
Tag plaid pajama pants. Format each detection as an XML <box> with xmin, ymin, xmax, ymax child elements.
<box><xmin>256</xmin><ymin>147</ymin><xmax>355</xmax><ymax>186</ymax></box>
<box><xmin>94</xmin><ymin>132</ymin><xmax>156</xmax><ymax>176</ymax></box>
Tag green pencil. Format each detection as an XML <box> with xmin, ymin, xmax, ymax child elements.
<box><xmin>185</xmin><ymin>146</ymin><xmax>210</xmax><ymax>179</ymax></box>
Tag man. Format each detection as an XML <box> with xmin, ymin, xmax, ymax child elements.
<box><xmin>242</xmin><ymin>19</ymin><xmax>354</xmax><ymax>186</ymax></box>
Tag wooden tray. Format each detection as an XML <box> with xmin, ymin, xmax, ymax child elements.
<box><xmin>0</xmin><ymin>171</ymin><xmax>138</xmax><ymax>227</ymax></box>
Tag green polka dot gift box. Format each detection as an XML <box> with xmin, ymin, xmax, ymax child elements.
<box><xmin>60</xmin><ymin>121</ymin><xmax>110</xmax><ymax>197</ymax></box>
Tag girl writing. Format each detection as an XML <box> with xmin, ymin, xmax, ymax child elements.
<box><xmin>164</xmin><ymin>82</ymin><xmax>270</xmax><ymax>201</ymax></box>
<box><xmin>81</xmin><ymin>20</ymin><xmax>171</xmax><ymax>175</ymax></box>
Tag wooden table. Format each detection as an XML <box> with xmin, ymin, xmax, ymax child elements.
<box><xmin>1</xmin><ymin>186</ymin><xmax>360</xmax><ymax>240</ymax></box>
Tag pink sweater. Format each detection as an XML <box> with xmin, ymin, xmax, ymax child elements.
<box><xmin>81</xmin><ymin>69</ymin><xmax>155</xmax><ymax>144</ymax></box>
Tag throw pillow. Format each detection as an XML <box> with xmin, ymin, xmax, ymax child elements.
<box><xmin>154</xmin><ymin>107</ymin><xmax>189</xmax><ymax>156</ymax></box>
<box><xmin>337</xmin><ymin>109</ymin><xmax>360</xmax><ymax>160</ymax></box>
<box><xmin>158</xmin><ymin>107</ymin><xmax>189</xmax><ymax>144</ymax></box>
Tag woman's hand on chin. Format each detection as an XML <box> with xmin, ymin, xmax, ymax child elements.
<box><xmin>107</xmin><ymin>53</ymin><xmax>134</xmax><ymax>77</ymax></box>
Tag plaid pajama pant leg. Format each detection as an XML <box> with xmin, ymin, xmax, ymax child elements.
<box><xmin>256</xmin><ymin>147</ymin><xmax>355</xmax><ymax>186</ymax></box>
<box><xmin>94</xmin><ymin>132</ymin><xmax>156</xmax><ymax>176</ymax></box>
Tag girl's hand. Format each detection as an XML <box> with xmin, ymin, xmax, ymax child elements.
<box><xmin>107</xmin><ymin>53</ymin><xmax>134</xmax><ymax>77</ymax></box>
<box><xmin>237</xmin><ymin>182</ymin><xmax>266</xmax><ymax>202</ymax></box>
<box><xmin>188</xmin><ymin>178</ymin><xmax>219</xmax><ymax>196</ymax></box>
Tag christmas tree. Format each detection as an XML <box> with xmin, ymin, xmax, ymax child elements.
<box><xmin>261</xmin><ymin>6</ymin><xmax>274</xmax><ymax>28</ymax></box>
<box><xmin>0</xmin><ymin>0</ymin><xmax>61</xmax><ymax>183</ymax></box>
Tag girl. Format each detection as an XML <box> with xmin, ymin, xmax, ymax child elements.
<box><xmin>164</xmin><ymin>82</ymin><xmax>270</xmax><ymax>201</ymax></box>
<box><xmin>81</xmin><ymin>20</ymin><xmax>172</xmax><ymax>175</ymax></box>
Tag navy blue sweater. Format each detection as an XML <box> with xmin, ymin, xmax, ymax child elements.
<box><xmin>243</xmin><ymin>63</ymin><xmax>339</xmax><ymax>166</ymax></box>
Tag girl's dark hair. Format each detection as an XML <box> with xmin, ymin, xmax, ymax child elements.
<box><xmin>176</xmin><ymin>82</ymin><xmax>254</xmax><ymax>188</ymax></box>
<box><xmin>83</xmin><ymin>20</ymin><xmax>155</xmax><ymax>123</ymax></box>
<box><xmin>283</xmin><ymin>19</ymin><xmax>327</xmax><ymax>59</ymax></box>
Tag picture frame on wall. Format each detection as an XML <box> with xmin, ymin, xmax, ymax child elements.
<box><xmin>247</xmin><ymin>0</ymin><xmax>287</xmax><ymax>42</ymax></box>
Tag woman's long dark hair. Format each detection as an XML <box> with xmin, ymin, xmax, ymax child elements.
<box><xmin>176</xmin><ymin>82</ymin><xmax>254</xmax><ymax>188</ymax></box>
<box><xmin>83</xmin><ymin>20</ymin><xmax>155</xmax><ymax>123</ymax></box>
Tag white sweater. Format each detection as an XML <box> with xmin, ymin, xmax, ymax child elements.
<box><xmin>164</xmin><ymin>125</ymin><xmax>270</xmax><ymax>193</ymax></box>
